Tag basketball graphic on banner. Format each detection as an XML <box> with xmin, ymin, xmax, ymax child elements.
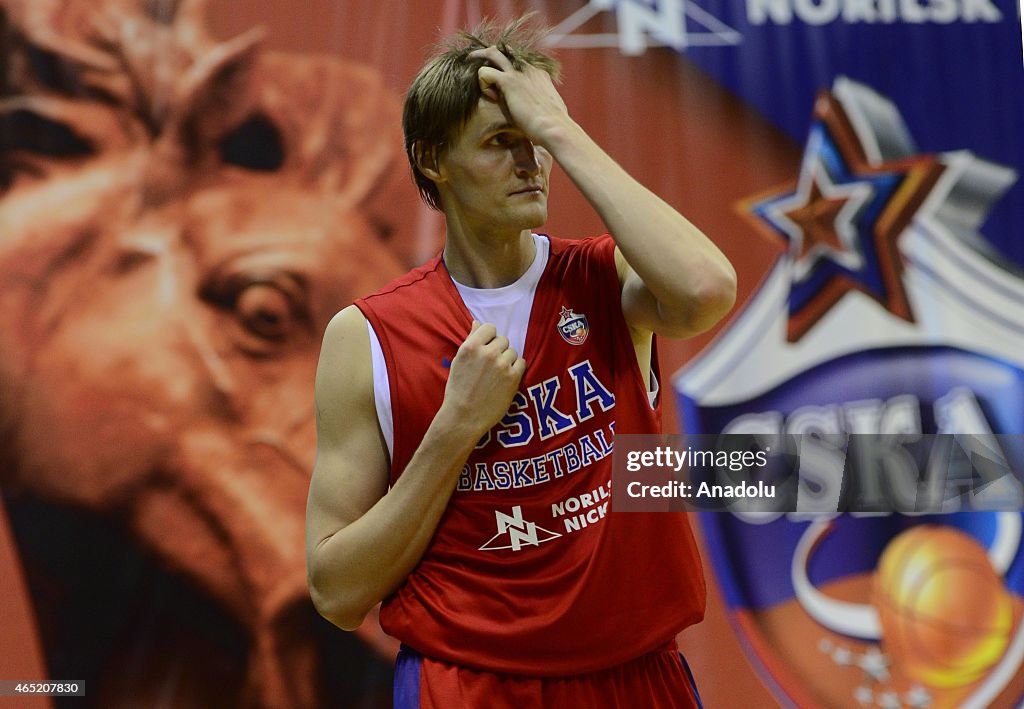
<box><xmin>873</xmin><ymin>525</ymin><xmax>1014</xmax><ymax>689</ymax></box>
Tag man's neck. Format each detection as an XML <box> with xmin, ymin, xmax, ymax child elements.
<box><xmin>442</xmin><ymin>227</ymin><xmax>537</xmax><ymax>289</ymax></box>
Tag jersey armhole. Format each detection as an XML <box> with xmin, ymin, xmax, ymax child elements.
<box><xmin>365</xmin><ymin>319</ymin><xmax>394</xmax><ymax>464</ymax></box>
<box><xmin>648</xmin><ymin>368</ymin><xmax>660</xmax><ymax>409</ymax></box>
<box><xmin>592</xmin><ymin>234</ymin><xmax>661</xmax><ymax>413</ymax></box>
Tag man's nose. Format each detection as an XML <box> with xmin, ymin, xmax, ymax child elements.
<box><xmin>512</xmin><ymin>139</ymin><xmax>541</xmax><ymax>178</ymax></box>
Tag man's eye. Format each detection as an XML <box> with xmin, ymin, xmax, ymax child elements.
<box><xmin>489</xmin><ymin>134</ymin><xmax>512</xmax><ymax>147</ymax></box>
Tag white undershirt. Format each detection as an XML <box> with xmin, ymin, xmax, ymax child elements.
<box><xmin>367</xmin><ymin>234</ymin><xmax>548</xmax><ymax>460</ymax></box>
<box><xmin>450</xmin><ymin>233</ymin><xmax>549</xmax><ymax>356</ymax></box>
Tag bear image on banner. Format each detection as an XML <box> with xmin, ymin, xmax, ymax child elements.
<box><xmin>0</xmin><ymin>0</ymin><xmax>420</xmax><ymax>705</ymax></box>
<box><xmin>674</xmin><ymin>78</ymin><xmax>1024</xmax><ymax>708</ymax></box>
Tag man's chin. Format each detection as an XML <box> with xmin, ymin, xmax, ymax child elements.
<box><xmin>519</xmin><ymin>204</ymin><xmax>548</xmax><ymax>230</ymax></box>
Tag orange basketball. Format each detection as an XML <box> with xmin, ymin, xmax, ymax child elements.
<box><xmin>872</xmin><ymin>525</ymin><xmax>1013</xmax><ymax>688</ymax></box>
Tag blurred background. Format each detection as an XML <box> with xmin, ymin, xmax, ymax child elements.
<box><xmin>1</xmin><ymin>0</ymin><xmax>1021</xmax><ymax>706</ymax></box>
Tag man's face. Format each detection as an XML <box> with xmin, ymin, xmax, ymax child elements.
<box><xmin>437</xmin><ymin>97</ymin><xmax>553</xmax><ymax>234</ymax></box>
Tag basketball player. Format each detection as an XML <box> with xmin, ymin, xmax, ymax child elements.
<box><xmin>306</xmin><ymin>15</ymin><xmax>736</xmax><ymax>708</ymax></box>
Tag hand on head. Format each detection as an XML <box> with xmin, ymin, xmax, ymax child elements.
<box><xmin>468</xmin><ymin>46</ymin><xmax>570</xmax><ymax>147</ymax></box>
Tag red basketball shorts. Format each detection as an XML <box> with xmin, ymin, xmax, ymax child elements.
<box><xmin>393</xmin><ymin>642</ymin><xmax>703</xmax><ymax>708</ymax></box>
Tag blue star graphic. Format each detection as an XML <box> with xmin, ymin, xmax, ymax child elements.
<box><xmin>747</xmin><ymin>87</ymin><xmax>944</xmax><ymax>341</ymax></box>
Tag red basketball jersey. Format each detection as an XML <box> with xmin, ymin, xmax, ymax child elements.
<box><xmin>355</xmin><ymin>235</ymin><xmax>706</xmax><ymax>676</ymax></box>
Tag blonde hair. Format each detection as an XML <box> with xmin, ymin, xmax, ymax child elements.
<box><xmin>402</xmin><ymin>14</ymin><xmax>561</xmax><ymax>210</ymax></box>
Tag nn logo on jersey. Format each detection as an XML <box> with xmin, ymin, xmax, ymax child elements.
<box><xmin>479</xmin><ymin>506</ymin><xmax>562</xmax><ymax>552</ymax></box>
<box><xmin>557</xmin><ymin>306</ymin><xmax>589</xmax><ymax>346</ymax></box>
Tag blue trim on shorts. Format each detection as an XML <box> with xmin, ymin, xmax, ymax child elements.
<box><xmin>678</xmin><ymin>652</ymin><xmax>703</xmax><ymax>709</ymax></box>
<box><xmin>394</xmin><ymin>644</ymin><xmax>422</xmax><ymax>709</ymax></box>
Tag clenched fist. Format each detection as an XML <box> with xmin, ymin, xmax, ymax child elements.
<box><xmin>440</xmin><ymin>320</ymin><xmax>527</xmax><ymax>438</ymax></box>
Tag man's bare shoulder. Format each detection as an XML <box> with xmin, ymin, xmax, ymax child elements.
<box><xmin>316</xmin><ymin>305</ymin><xmax>373</xmax><ymax>431</ymax></box>
<box><xmin>323</xmin><ymin>304</ymin><xmax>369</xmax><ymax>344</ymax></box>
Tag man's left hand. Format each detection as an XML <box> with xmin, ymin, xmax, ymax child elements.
<box><xmin>469</xmin><ymin>45</ymin><xmax>570</xmax><ymax>148</ymax></box>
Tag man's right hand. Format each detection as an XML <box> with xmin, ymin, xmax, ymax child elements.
<box><xmin>440</xmin><ymin>320</ymin><xmax>527</xmax><ymax>437</ymax></box>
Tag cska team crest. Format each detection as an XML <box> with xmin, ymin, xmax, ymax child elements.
<box><xmin>557</xmin><ymin>305</ymin><xmax>589</xmax><ymax>345</ymax></box>
<box><xmin>675</xmin><ymin>79</ymin><xmax>1024</xmax><ymax>708</ymax></box>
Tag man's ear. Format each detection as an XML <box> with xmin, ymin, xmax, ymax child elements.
<box><xmin>412</xmin><ymin>141</ymin><xmax>443</xmax><ymax>183</ymax></box>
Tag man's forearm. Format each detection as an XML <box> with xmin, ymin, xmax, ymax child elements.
<box><xmin>309</xmin><ymin>412</ymin><xmax>478</xmax><ymax>630</ymax></box>
<box><xmin>544</xmin><ymin>119</ymin><xmax>736</xmax><ymax>333</ymax></box>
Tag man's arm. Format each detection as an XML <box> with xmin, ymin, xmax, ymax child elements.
<box><xmin>472</xmin><ymin>47</ymin><xmax>737</xmax><ymax>339</ymax></box>
<box><xmin>306</xmin><ymin>306</ymin><xmax>525</xmax><ymax>630</ymax></box>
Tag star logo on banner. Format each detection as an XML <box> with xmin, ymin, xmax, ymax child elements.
<box><xmin>770</xmin><ymin>156</ymin><xmax>873</xmax><ymax>281</ymax></box>
<box><xmin>743</xmin><ymin>88</ymin><xmax>945</xmax><ymax>341</ymax></box>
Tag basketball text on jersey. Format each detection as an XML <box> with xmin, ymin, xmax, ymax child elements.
<box><xmin>458</xmin><ymin>359</ymin><xmax>615</xmax><ymax>494</ymax></box>
<box><xmin>458</xmin><ymin>421</ymin><xmax>615</xmax><ymax>493</ymax></box>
